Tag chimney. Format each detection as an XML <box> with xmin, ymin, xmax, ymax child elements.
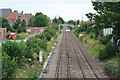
<box><xmin>10</xmin><ymin>9</ymin><xmax>12</xmax><ymax>12</ymax></box>
<box><xmin>14</xmin><ymin>10</ymin><xmax>18</xmax><ymax>13</ymax></box>
<box><xmin>21</xmin><ymin>11</ymin><xmax>23</xmax><ymax>14</ymax></box>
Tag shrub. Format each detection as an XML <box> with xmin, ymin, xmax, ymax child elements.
<box><xmin>2</xmin><ymin>52</ymin><xmax>18</xmax><ymax>78</ymax></box>
<box><xmin>68</xmin><ymin>26</ymin><xmax>72</xmax><ymax>30</ymax></box>
<box><xmin>60</xmin><ymin>26</ymin><xmax>63</xmax><ymax>30</ymax></box>
<box><xmin>26</xmin><ymin>36</ymin><xmax>47</xmax><ymax>59</ymax></box>
<box><xmin>98</xmin><ymin>42</ymin><xmax>117</xmax><ymax>60</ymax></box>
<box><xmin>104</xmin><ymin>57</ymin><xmax>118</xmax><ymax>77</ymax></box>
<box><xmin>90</xmin><ymin>32</ymin><xmax>97</xmax><ymax>39</ymax></box>
<box><xmin>52</xmin><ymin>25</ymin><xmax>59</xmax><ymax>30</ymax></box>
<box><xmin>86</xmin><ymin>26</ymin><xmax>93</xmax><ymax>34</ymax></box>
<box><xmin>16</xmin><ymin>32</ymin><xmax>28</xmax><ymax>40</ymax></box>
<box><xmin>43</xmin><ymin>28</ymin><xmax>57</xmax><ymax>41</ymax></box>
<box><xmin>2</xmin><ymin>40</ymin><xmax>26</xmax><ymax>64</ymax></box>
<box><xmin>26</xmin><ymin>37</ymin><xmax>41</xmax><ymax>58</ymax></box>
<box><xmin>43</xmin><ymin>32</ymin><xmax>52</xmax><ymax>41</ymax></box>
<box><xmin>100</xmin><ymin>35</ymin><xmax>112</xmax><ymax>45</ymax></box>
<box><xmin>35</xmin><ymin>33</ymin><xmax>46</xmax><ymax>40</ymax></box>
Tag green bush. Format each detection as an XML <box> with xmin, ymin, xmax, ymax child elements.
<box><xmin>35</xmin><ymin>33</ymin><xmax>46</xmax><ymax>40</ymax></box>
<box><xmin>100</xmin><ymin>35</ymin><xmax>112</xmax><ymax>45</ymax></box>
<box><xmin>90</xmin><ymin>32</ymin><xmax>97</xmax><ymax>39</ymax></box>
<box><xmin>2</xmin><ymin>52</ymin><xmax>18</xmax><ymax>78</ymax></box>
<box><xmin>60</xmin><ymin>26</ymin><xmax>63</xmax><ymax>30</ymax></box>
<box><xmin>2</xmin><ymin>40</ymin><xmax>26</xmax><ymax>64</ymax></box>
<box><xmin>86</xmin><ymin>26</ymin><xmax>93</xmax><ymax>34</ymax></box>
<box><xmin>16</xmin><ymin>32</ymin><xmax>28</xmax><ymax>40</ymax></box>
<box><xmin>68</xmin><ymin>26</ymin><xmax>72</xmax><ymax>31</ymax></box>
<box><xmin>26</xmin><ymin>36</ymin><xmax>47</xmax><ymax>59</ymax></box>
<box><xmin>99</xmin><ymin>42</ymin><xmax>117</xmax><ymax>60</ymax></box>
<box><xmin>104</xmin><ymin>57</ymin><xmax>118</xmax><ymax>77</ymax></box>
<box><xmin>26</xmin><ymin>37</ymin><xmax>41</xmax><ymax>58</ymax></box>
<box><xmin>43</xmin><ymin>28</ymin><xmax>57</xmax><ymax>41</ymax></box>
<box><xmin>52</xmin><ymin>25</ymin><xmax>59</xmax><ymax>30</ymax></box>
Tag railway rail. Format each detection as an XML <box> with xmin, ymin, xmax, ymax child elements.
<box><xmin>47</xmin><ymin>28</ymin><xmax>108</xmax><ymax>79</ymax></box>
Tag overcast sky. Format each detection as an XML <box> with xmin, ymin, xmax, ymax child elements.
<box><xmin>0</xmin><ymin>0</ymin><xmax>96</xmax><ymax>21</ymax></box>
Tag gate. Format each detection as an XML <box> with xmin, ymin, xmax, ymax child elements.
<box><xmin>34</xmin><ymin>28</ymin><xmax>38</xmax><ymax>34</ymax></box>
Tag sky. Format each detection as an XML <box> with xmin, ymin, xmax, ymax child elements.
<box><xmin>0</xmin><ymin>0</ymin><xmax>96</xmax><ymax>21</ymax></box>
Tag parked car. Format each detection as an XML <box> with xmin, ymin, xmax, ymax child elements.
<box><xmin>6</xmin><ymin>32</ymin><xmax>16</xmax><ymax>39</ymax></box>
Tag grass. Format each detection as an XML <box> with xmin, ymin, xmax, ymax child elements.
<box><xmin>76</xmin><ymin>32</ymin><xmax>119</xmax><ymax>77</ymax></box>
<box><xmin>16</xmin><ymin>60</ymin><xmax>43</xmax><ymax>78</ymax></box>
<box><xmin>104</xmin><ymin>56</ymin><xmax>119</xmax><ymax>77</ymax></box>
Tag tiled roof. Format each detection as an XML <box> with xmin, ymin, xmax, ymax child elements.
<box><xmin>13</xmin><ymin>12</ymin><xmax>23</xmax><ymax>18</ymax></box>
<box><xmin>0</xmin><ymin>9</ymin><xmax>11</xmax><ymax>18</ymax></box>
<box><xmin>25</xmin><ymin>13</ymin><xmax>33</xmax><ymax>20</ymax></box>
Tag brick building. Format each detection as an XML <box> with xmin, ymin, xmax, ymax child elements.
<box><xmin>26</xmin><ymin>27</ymin><xmax>47</xmax><ymax>34</ymax></box>
<box><xmin>0</xmin><ymin>8</ymin><xmax>33</xmax><ymax>26</ymax></box>
<box><xmin>21</xmin><ymin>13</ymin><xmax>33</xmax><ymax>25</ymax></box>
<box><xmin>0</xmin><ymin>28</ymin><xmax>7</xmax><ymax>40</ymax></box>
<box><xmin>6</xmin><ymin>10</ymin><xmax>23</xmax><ymax>26</ymax></box>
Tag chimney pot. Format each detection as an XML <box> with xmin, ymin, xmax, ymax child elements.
<box><xmin>21</xmin><ymin>11</ymin><xmax>23</xmax><ymax>14</ymax></box>
<box><xmin>14</xmin><ymin>10</ymin><xmax>18</xmax><ymax>13</ymax></box>
<box><xmin>10</xmin><ymin>9</ymin><xmax>12</xmax><ymax>12</ymax></box>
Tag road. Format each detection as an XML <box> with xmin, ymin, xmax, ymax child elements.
<box><xmin>42</xmin><ymin>28</ymin><xmax>110</xmax><ymax>79</ymax></box>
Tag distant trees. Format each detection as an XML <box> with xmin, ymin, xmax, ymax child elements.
<box><xmin>28</xmin><ymin>12</ymin><xmax>49</xmax><ymax>27</ymax></box>
<box><xmin>53</xmin><ymin>17</ymin><xmax>64</xmax><ymax>24</ymax></box>
<box><xmin>67</xmin><ymin>20</ymin><xmax>75</xmax><ymax>25</ymax></box>
<box><xmin>77</xmin><ymin>20</ymin><xmax>80</xmax><ymax>25</ymax></box>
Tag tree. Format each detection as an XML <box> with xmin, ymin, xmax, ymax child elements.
<box><xmin>67</xmin><ymin>20</ymin><xmax>75</xmax><ymax>25</ymax></box>
<box><xmin>77</xmin><ymin>20</ymin><xmax>80</xmax><ymax>25</ymax></box>
<box><xmin>12</xmin><ymin>19</ymin><xmax>26</xmax><ymax>33</ymax></box>
<box><xmin>86</xmin><ymin>1</ymin><xmax>120</xmax><ymax>46</ymax></box>
<box><xmin>0</xmin><ymin>17</ymin><xmax>12</xmax><ymax>31</ymax></box>
<box><xmin>53</xmin><ymin>17</ymin><xmax>58</xmax><ymax>23</ymax></box>
<box><xmin>53</xmin><ymin>17</ymin><xmax>64</xmax><ymax>24</ymax></box>
<box><xmin>28</xmin><ymin>12</ymin><xmax>49</xmax><ymax>27</ymax></box>
<box><xmin>58</xmin><ymin>17</ymin><xmax>64</xmax><ymax>24</ymax></box>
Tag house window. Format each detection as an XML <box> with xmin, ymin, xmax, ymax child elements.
<box><xmin>40</xmin><ymin>29</ymin><xmax>44</xmax><ymax>32</ymax></box>
<box><xmin>11</xmin><ymin>19</ymin><xmax>13</xmax><ymax>21</ymax></box>
<box><xmin>27</xmin><ymin>29</ymin><xmax>31</xmax><ymax>32</ymax></box>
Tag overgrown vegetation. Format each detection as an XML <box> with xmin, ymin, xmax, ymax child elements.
<box><xmin>74</xmin><ymin>20</ymin><xmax>119</xmax><ymax>77</ymax></box>
<box><xmin>68</xmin><ymin>26</ymin><xmax>72</xmax><ymax>31</ymax></box>
<box><xmin>2</xmin><ymin>24</ymin><xmax>60</xmax><ymax>78</ymax></box>
<box><xmin>53</xmin><ymin>17</ymin><xmax>64</xmax><ymax>24</ymax></box>
<box><xmin>16</xmin><ymin>32</ymin><xmax>28</xmax><ymax>40</ymax></box>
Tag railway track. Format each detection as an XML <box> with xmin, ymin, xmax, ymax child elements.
<box><xmin>68</xmin><ymin>32</ymin><xmax>99</xmax><ymax>79</ymax></box>
<box><xmin>54</xmin><ymin>29</ymin><xmax>108</xmax><ymax>79</ymax></box>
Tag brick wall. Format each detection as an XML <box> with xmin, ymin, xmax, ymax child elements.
<box><xmin>26</xmin><ymin>27</ymin><xmax>47</xmax><ymax>34</ymax></box>
<box><xmin>0</xmin><ymin>28</ymin><xmax>7</xmax><ymax>40</ymax></box>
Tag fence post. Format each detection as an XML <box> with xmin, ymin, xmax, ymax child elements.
<box><xmin>39</xmin><ymin>51</ymin><xmax>43</xmax><ymax>62</ymax></box>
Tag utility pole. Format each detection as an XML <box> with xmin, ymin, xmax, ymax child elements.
<box><xmin>75</xmin><ymin>19</ymin><xmax>77</xmax><ymax>27</ymax></box>
<box><xmin>82</xmin><ymin>14</ymin><xmax>83</xmax><ymax>22</ymax></box>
